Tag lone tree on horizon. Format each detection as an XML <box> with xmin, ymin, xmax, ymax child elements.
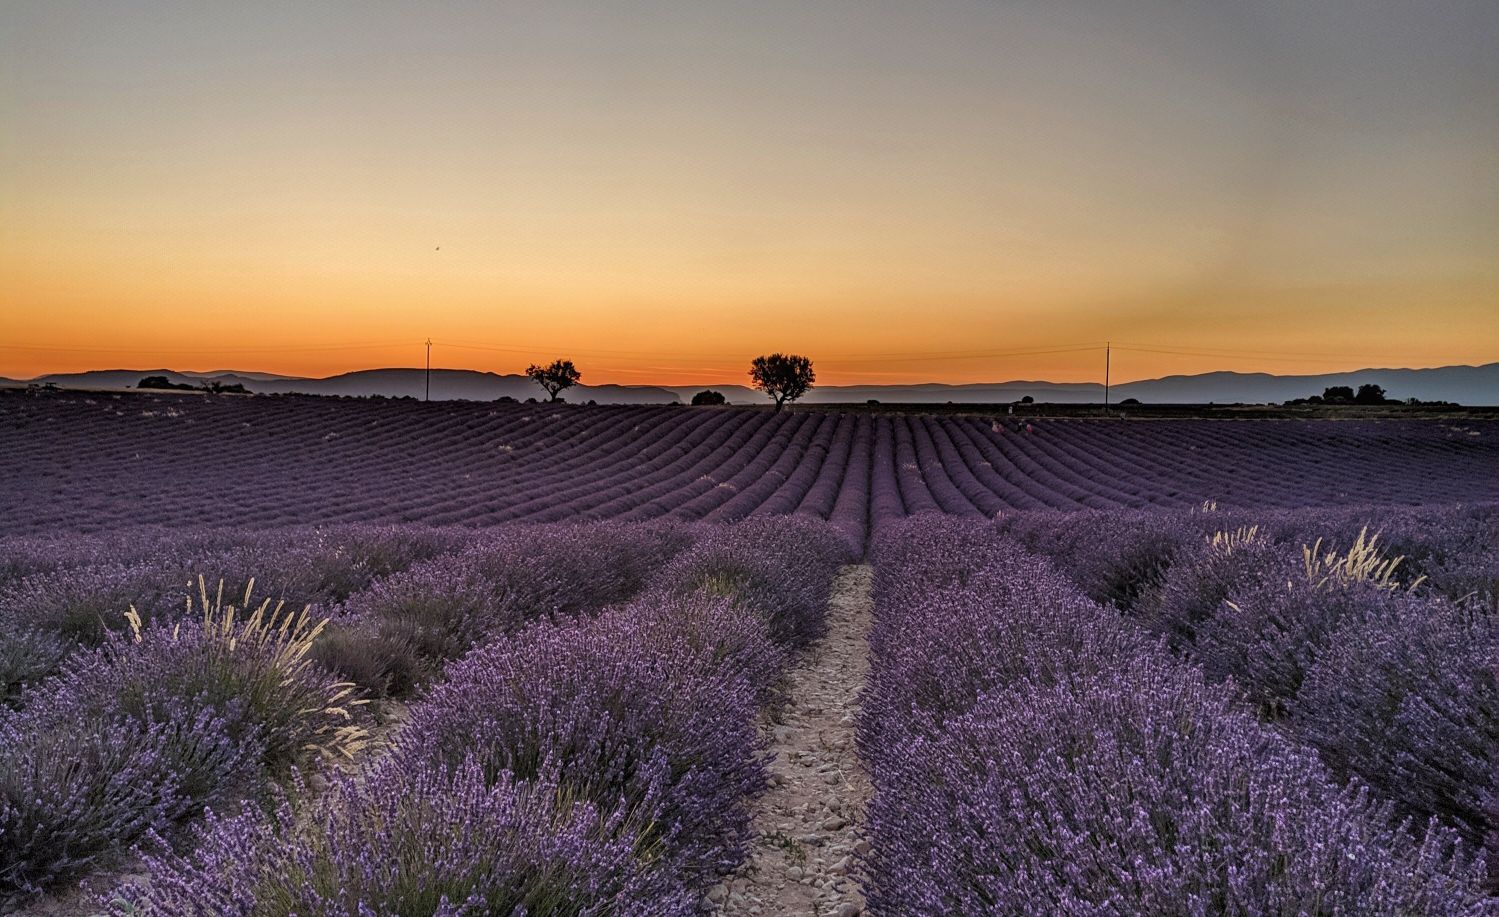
<box><xmin>749</xmin><ymin>353</ymin><xmax>814</xmax><ymax>411</ymax></box>
<box><xmin>525</xmin><ymin>359</ymin><xmax>581</xmax><ymax>402</ymax></box>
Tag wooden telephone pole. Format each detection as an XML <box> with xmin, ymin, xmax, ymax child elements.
<box><xmin>425</xmin><ymin>339</ymin><xmax>432</xmax><ymax>402</ymax></box>
<box><xmin>1104</xmin><ymin>341</ymin><xmax>1111</xmax><ymax>410</ymax></box>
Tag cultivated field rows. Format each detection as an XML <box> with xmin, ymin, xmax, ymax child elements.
<box><xmin>1</xmin><ymin>518</ymin><xmax>857</xmax><ymax>911</ymax></box>
<box><xmin>2</xmin><ymin>393</ymin><xmax>1496</xmax><ymax>913</ymax></box>
<box><xmin>2</xmin><ymin>505</ymin><xmax>1494</xmax><ymax>912</ymax></box>
<box><xmin>3</xmin><ymin>393</ymin><xmax>1496</xmax><ymax>538</ymax></box>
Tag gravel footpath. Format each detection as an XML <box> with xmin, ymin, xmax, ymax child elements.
<box><xmin>710</xmin><ymin>563</ymin><xmax>873</xmax><ymax>917</ymax></box>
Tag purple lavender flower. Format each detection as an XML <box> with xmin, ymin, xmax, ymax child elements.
<box><xmin>107</xmin><ymin>758</ymin><xmax>694</xmax><ymax>916</ymax></box>
<box><xmin>393</xmin><ymin>604</ymin><xmax>768</xmax><ymax>883</ymax></box>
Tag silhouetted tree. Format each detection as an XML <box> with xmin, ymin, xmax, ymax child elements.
<box><xmin>691</xmin><ymin>390</ymin><xmax>727</xmax><ymax>406</ymax></box>
<box><xmin>525</xmin><ymin>359</ymin><xmax>581</xmax><ymax>402</ymax></box>
<box><xmin>1354</xmin><ymin>383</ymin><xmax>1388</xmax><ymax>405</ymax></box>
<box><xmin>1019</xmin><ymin>395</ymin><xmax>1035</xmax><ymax>404</ymax></box>
<box><xmin>138</xmin><ymin>375</ymin><xmax>195</xmax><ymax>391</ymax></box>
<box><xmin>1321</xmin><ymin>385</ymin><xmax>1355</xmax><ymax>404</ymax></box>
<box><xmin>749</xmin><ymin>353</ymin><xmax>814</xmax><ymax>411</ymax></box>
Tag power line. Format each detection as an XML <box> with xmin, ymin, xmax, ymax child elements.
<box><xmin>1110</xmin><ymin>342</ymin><xmax>1433</xmax><ymax>363</ymax></box>
<box><xmin>1110</xmin><ymin>345</ymin><xmax>1437</xmax><ymax>366</ymax></box>
<box><xmin>0</xmin><ymin>342</ymin><xmax>409</xmax><ymax>355</ymax></box>
<box><xmin>435</xmin><ymin>339</ymin><xmax>1108</xmax><ymax>365</ymax></box>
<box><xmin>818</xmin><ymin>345</ymin><xmax>1104</xmax><ymax>367</ymax></box>
<box><xmin>4</xmin><ymin>337</ymin><xmax>1484</xmax><ymax>376</ymax></box>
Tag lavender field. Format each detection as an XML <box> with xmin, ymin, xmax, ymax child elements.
<box><xmin>0</xmin><ymin>393</ymin><xmax>1495</xmax><ymax>914</ymax></box>
<box><xmin>3</xmin><ymin>392</ymin><xmax>1498</xmax><ymax>540</ymax></box>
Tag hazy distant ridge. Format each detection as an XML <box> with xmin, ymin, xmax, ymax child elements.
<box><xmin>7</xmin><ymin>363</ymin><xmax>1497</xmax><ymax>405</ymax></box>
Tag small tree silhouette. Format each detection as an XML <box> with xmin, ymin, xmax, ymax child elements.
<box><xmin>525</xmin><ymin>359</ymin><xmax>581</xmax><ymax>402</ymax></box>
<box><xmin>749</xmin><ymin>353</ymin><xmax>814</xmax><ymax>411</ymax></box>
<box><xmin>691</xmin><ymin>390</ymin><xmax>727</xmax><ymax>406</ymax></box>
<box><xmin>1321</xmin><ymin>385</ymin><xmax>1355</xmax><ymax>404</ymax></box>
<box><xmin>1354</xmin><ymin>383</ymin><xmax>1388</xmax><ymax>405</ymax></box>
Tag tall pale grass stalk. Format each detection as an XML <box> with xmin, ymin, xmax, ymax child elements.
<box><xmin>128</xmin><ymin>574</ymin><xmax>368</xmax><ymax>762</ymax></box>
<box><xmin>1301</xmin><ymin>527</ymin><xmax>1425</xmax><ymax>592</ymax></box>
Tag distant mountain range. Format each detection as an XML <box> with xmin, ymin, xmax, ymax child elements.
<box><xmin>3</xmin><ymin>363</ymin><xmax>1496</xmax><ymax>405</ymax></box>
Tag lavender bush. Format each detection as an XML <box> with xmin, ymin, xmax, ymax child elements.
<box><xmin>1</xmin><ymin>703</ymin><xmax>247</xmax><ymax>900</ymax></box>
<box><xmin>652</xmin><ymin>515</ymin><xmax>853</xmax><ymax>649</ymax></box>
<box><xmin>0</xmin><ymin>588</ymin><xmax>365</xmax><ymax>901</ymax></box>
<box><xmin>391</xmin><ymin>604</ymin><xmax>768</xmax><ymax>884</ymax></box>
<box><xmin>1191</xmin><ymin>567</ymin><xmax>1397</xmax><ymax>714</ymax></box>
<box><xmin>108</xmin><ymin>759</ymin><xmax>693</xmax><ymax>917</ymax></box>
<box><xmin>871</xmin><ymin>656</ymin><xmax>1490</xmax><ymax>915</ymax></box>
<box><xmin>0</xmin><ymin>561</ymin><xmax>190</xmax><ymax>646</ymax></box>
<box><xmin>1138</xmin><ymin>529</ymin><xmax>1294</xmax><ymax>650</ymax></box>
<box><xmin>1293</xmin><ymin>593</ymin><xmax>1497</xmax><ymax>846</ymax></box>
<box><xmin>999</xmin><ymin>509</ymin><xmax>1191</xmax><ymax>609</ymax></box>
<box><xmin>862</xmin><ymin>518</ymin><xmax>1159</xmax><ymax>769</ymax></box>
<box><xmin>0</xmin><ymin>625</ymin><xmax>67</xmax><ymax>705</ymax></box>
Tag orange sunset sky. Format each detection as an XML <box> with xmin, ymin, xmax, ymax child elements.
<box><xmin>3</xmin><ymin>1</ymin><xmax>1496</xmax><ymax>387</ymax></box>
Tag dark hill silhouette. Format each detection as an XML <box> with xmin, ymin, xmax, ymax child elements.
<box><xmin>248</xmin><ymin>369</ymin><xmax>681</xmax><ymax>404</ymax></box>
<box><xmin>5</xmin><ymin>363</ymin><xmax>1496</xmax><ymax>405</ymax></box>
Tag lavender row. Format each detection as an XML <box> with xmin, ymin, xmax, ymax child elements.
<box><xmin>1000</xmin><ymin>502</ymin><xmax>1499</xmax><ymax>609</ymax></box>
<box><xmin>0</xmin><ymin>522</ymin><xmax>706</xmax><ymax>706</ymax></box>
<box><xmin>108</xmin><ymin>517</ymin><xmax>854</xmax><ymax>914</ymax></box>
<box><xmin>0</xmin><ymin>524</ymin><xmax>469</xmax><ymax>703</ymax></box>
<box><xmin>1000</xmin><ymin>503</ymin><xmax>1498</xmax><ymax>850</ymax></box>
<box><xmin>858</xmin><ymin>517</ymin><xmax>1492</xmax><ymax>914</ymax></box>
<box><xmin>313</xmin><ymin>521</ymin><xmax>692</xmax><ymax>698</ymax></box>
<box><xmin>0</xmin><ymin>521</ymin><xmax>701</xmax><ymax>905</ymax></box>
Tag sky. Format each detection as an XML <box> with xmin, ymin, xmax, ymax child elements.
<box><xmin>2</xmin><ymin>0</ymin><xmax>1496</xmax><ymax>386</ymax></box>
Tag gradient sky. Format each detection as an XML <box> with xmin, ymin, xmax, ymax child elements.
<box><xmin>3</xmin><ymin>0</ymin><xmax>1496</xmax><ymax>385</ymax></box>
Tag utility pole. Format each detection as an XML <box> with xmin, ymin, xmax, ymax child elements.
<box><xmin>1104</xmin><ymin>341</ymin><xmax>1111</xmax><ymax>411</ymax></box>
<box><xmin>425</xmin><ymin>338</ymin><xmax>432</xmax><ymax>402</ymax></box>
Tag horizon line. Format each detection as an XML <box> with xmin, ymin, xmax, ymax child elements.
<box><xmin>5</xmin><ymin>358</ymin><xmax>1495</xmax><ymax>391</ymax></box>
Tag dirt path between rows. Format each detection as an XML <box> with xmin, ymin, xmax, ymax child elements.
<box><xmin>710</xmin><ymin>563</ymin><xmax>873</xmax><ymax>917</ymax></box>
